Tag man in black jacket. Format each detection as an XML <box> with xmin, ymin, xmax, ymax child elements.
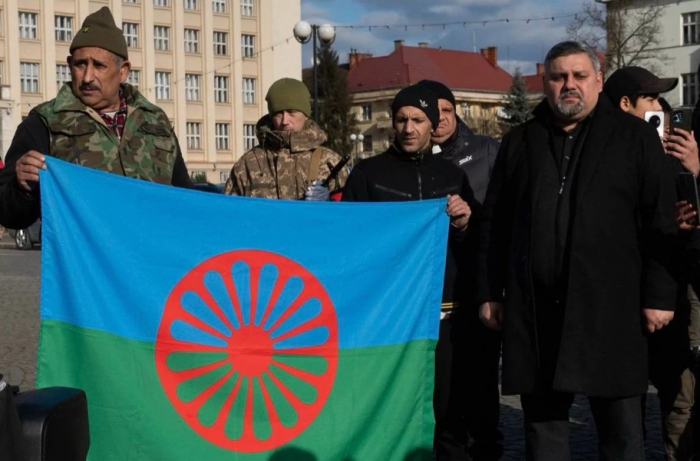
<box><xmin>478</xmin><ymin>41</ymin><xmax>678</xmax><ymax>460</ymax></box>
<box><xmin>343</xmin><ymin>87</ymin><xmax>474</xmax><ymax>461</ymax></box>
<box><xmin>417</xmin><ymin>80</ymin><xmax>502</xmax><ymax>461</ymax></box>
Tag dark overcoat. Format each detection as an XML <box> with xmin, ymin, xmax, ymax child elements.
<box><xmin>477</xmin><ymin>94</ymin><xmax>679</xmax><ymax>397</ymax></box>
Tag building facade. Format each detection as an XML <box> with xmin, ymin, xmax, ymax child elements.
<box><xmin>597</xmin><ymin>0</ymin><xmax>700</xmax><ymax>108</ymax></box>
<box><xmin>1</xmin><ymin>0</ymin><xmax>301</xmax><ymax>183</ymax></box>
<box><xmin>346</xmin><ymin>41</ymin><xmax>513</xmax><ymax>159</ymax></box>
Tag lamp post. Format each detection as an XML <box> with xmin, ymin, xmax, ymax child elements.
<box><xmin>293</xmin><ymin>21</ymin><xmax>336</xmax><ymax>120</ymax></box>
<box><xmin>350</xmin><ymin>133</ymin><xmax>364</xmax><ymax>167</ymax></box>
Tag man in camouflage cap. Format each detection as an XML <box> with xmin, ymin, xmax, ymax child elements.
<box><xmin>0</xmin><ymin>6</ymin><xmax>190</xmax><ymax>230</ymax></box>
<box><xmin>225</xmin><ymin>78</ymin><xmax>347</xmax><ymax>200</ymax></box>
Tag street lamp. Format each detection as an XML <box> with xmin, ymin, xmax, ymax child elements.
<box><xmin>293</xmin><ymin>21</ymin><xmax>336</xmax><ymax>120</ymax></box>
<box><xmin>350</xmin><ymin>133</ymin><xmax>364</xmax><ymax>167</ymax></box>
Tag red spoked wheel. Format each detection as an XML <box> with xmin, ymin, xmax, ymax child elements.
<box><xmin>155</xmin><ymin>250</ymin><xmax>338</xmax><ymax>452</ymax></box>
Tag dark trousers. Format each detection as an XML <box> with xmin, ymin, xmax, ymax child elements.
<box><xmin>521</xmin><ymin>391</ymin><xmax>644</xmax><ymax>461</ymax></box>
<box><xmin>434</xmin><ymin>311</ymin><xmax>503</xmax><ymax>460</ymax></box>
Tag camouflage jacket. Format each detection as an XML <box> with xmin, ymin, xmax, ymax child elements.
<box><xmin>32</xmin><ymin>83</ymin><xmax>179</xmax><ymax>185</ymax></box>
<box><xmin>225</xmin><ymin>117</ymin><xmax>348</xmax><ymax>199</ymax></box>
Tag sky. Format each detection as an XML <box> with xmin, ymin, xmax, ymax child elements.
<box><xmin>300</xmin><ymin>0</ymin><xmax>590</xmax><ymax>75</ymax></box>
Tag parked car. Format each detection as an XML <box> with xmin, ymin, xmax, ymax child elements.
<box><xmin>192</xmin><ymin>182</ymin><xmax>224</xmax><ymax>194</ymax></box>
<box><xmin>8</xmin><ymin>219</ymin><xmax>41</xmax><ymax>250</ymax></box>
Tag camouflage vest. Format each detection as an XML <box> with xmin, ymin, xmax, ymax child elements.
<box><xmin>32</xmin><ymin>83</ymin><xmax>177</xmax><ymax>185</ymax></box>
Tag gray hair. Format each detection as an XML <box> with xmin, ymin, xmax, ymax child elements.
<box><xmin>544</xmin><ymin>41</ymin><xmax>600</xmax><ymax>74</ymax></box>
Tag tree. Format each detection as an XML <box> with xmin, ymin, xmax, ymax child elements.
<box><xmin>501</xmin><ymin>67</ymin><xmax>531</xmax><ymax>128</ymax></box>
<box><xmin>305</xmin><ymin>42</ymin><xmax>356</xmax><ymax>155</ymax></box>
<box><xmin>566</xmin><ymin>0</ymin><xmax>666</xmax><ymax>76</ymax></box>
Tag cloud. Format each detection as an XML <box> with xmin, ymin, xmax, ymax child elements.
<box><xmin>302</xmin><ymin>0</ymin><xmax>587</xmax><ymax>71</ymax></box>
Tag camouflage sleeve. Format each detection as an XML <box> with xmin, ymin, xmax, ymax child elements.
<box><xmin>225</xmin><ymin>156</ymin><xmax>251</xmax><ymax>196</ymax></box>
<box><xmin>319</xmin><ymin>149</ymin><xmax>349</xmax><ymax>192</ymax></box>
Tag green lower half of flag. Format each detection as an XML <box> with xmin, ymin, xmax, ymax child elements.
<box><xmin>37</xmin><ymin>320</ymin><xmax>436</xmax><ymax>461</ymax></box>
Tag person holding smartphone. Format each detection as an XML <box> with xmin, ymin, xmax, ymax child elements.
<box><xmin>604</xmin><ymin>67</ymin><xmax>698</xmax><ymax>461</ymax></box>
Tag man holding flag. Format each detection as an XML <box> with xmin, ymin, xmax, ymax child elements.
<box><xmin>342</xmin><ymin>83</ymin><xmax>474</xmax><ymax>460</ymax></box>
<box><xmin>0</xmin><ymin>7</ymin><xmax>191</xmax><ymax>231</ymax></box>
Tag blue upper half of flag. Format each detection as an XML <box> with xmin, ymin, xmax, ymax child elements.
<box><xmin>39</xmin><ymin>158</ymin><xmax>448</xmax><ymax>349</ymax></box>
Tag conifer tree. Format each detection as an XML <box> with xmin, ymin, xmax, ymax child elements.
<box><xmin>309</xmin><ymin>42</ymin><xmax>356</xmax><ymax>155</ymax></box>
<box><xmin>501</xmin><ymin>68</ymin><xmax>531</xmax><ymax>128</ymax></box>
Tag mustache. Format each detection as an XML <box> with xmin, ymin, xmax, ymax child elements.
<box><xmin>79</xmin><ymin>83</ymin><xmax>99</xmax><ymax>91</ymax></box>
<box><xmin>559</xmin><ymin>90</ymin><xmax>582</xmax><ymax>100</ymax></box>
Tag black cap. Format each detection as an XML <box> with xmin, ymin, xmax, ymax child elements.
<box><xmin>391</xmin><ymin>84</ymin><xmax>439</xmax><ymax>129</ymax></box>
<box><xmin>603</xmin><ymin>66</ymin><xmax>678</xmax><ymax>107</ymax></box>
<box><xmin>417</xmin><ymin>80</ymin><xmax>456</xmax><ymax>108</ymax></box>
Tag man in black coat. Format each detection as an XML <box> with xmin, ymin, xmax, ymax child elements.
<box><xmin>417</xmin><ymin>80</ymin><xmax>502</xmax><ymax>461</ymax></box>
<box><xmin>478</xmin><ymin>41</ymin><xmax>679</xmax><ymax>460</ymax></box>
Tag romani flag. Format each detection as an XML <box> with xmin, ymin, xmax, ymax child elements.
<box><xmin>36</xmin><ymin>157</ymin><xmax>448</xmax><ymax>460</ymax></box>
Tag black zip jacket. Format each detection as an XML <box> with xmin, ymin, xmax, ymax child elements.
<box><xmin>342</xmin><ymin>144</ymin><xmax>474</xmax><ymax>304</ymax></box>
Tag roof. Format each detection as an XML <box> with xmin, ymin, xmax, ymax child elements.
<box><xmin>347</xmin><ymin>45</ymin><xmax>513</xmax><ymax>94</ymax></box>
<box><xmin>522</xmin><ymin>74</ymin><xmax>543</xmax><ymax>93</ymax></box>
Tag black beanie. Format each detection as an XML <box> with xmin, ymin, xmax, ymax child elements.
<box><xmin>391</xmin><ymin>84</ymin><xmax>440</xmax><ymax>129</ymax></box>
<box><xmin>417</xmin><ymin>80</ymin><xmax>456</xmax><ymax>108</ymax></box>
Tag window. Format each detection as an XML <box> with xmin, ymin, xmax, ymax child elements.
<box><xmin>241</xmin><ymin>34</ymin><xmax>255</xmax><ymax>58</ymax></box>
<box><xmin>683</xmin><ymin>73</ymin><xmax>699</xmax><ymax>106</ymax></box>
<box><xmin>123</xmin><ymin>22</ymin><xmax>139</xmax><ymax>48</ymax></box>
<box><xmin>214</xmin><ymin>75</ymin><xmax>228</xmax><ymax>103</ymax></box>
<box><xmin>186</xmin><ymin>122</ymin><xmax>202</xmax><ymax>149</ymax></box>
<box><xmin>213</xmin><ymin>0</ymin><xmax>227</xmax><ymax>14</ymax></box>
<box><xmin>154</xmin><ymin>0</ymin><xmax>169</xmax><ymax>6</ymax></box>
<box><xmin>361</xmin><ymin>104</ymin><xmax>372</xmax><ymax>121</ymax></box>
<box><xmin>154</xmin><ymin>26</ymin><xmax>170</xmax><ymax>51</ymax></box>
<box><xmin>19</xmin><ymin>12</ymin><xmax>38</xmax><ymax>39</ymax></box>
<box><xmin>0</xmin><ymin>61</ymin><xmax>4</xmax><ymax>86</ymax></box>
<box><xmin>241</xmin><ymin>0</ymin><xmax>253</xmax><ymax>17</ymax></box>
<box><xmin>123</xmin><ymin>0</ymin><xmax>138</xmax><ymax>3</ymax></box>
<box><xmin>242</xmin><ymin>78</ymin><xmax>256</xmax><ymax>104</ymax></box>
<box><xmin>20</xmin><ymin>62</ymin><xmax>39</xmax><ymax>93</ymax></box>
<box><xmin>183</xmin><ymin>0</ymin><xmax>198</xmax><ymax>10</ymax></box>
<box><xmin>56</xmin><ymin>64</ymin><xmax>71</xmax><ymax>91</ymax></box>
<box><xmin>185</xmin><ymin>74</ymin><xmax>201</xmax><ymax>101</ymax></box>
<box><xmin>127</xmin><ymin>70</ymin><xmax>140</xmax><ymax>89</ymax></box>
<box><xmin>683</xmin><ymin>12</ymin><xmax>700</xmax><ymax>45</ymax></box>
<box><xmin>155</xmin><ymin>71</ymin><xmax>171</xmax><ymax>100</ymax></box>
<box><xmin>213</xmin><ymin>32</ymin><xmax>228</xmax><ymax>55</ymax></box>
<box><xmin>215</xmin><ymin>123</ymin><xmax>230</xmax><ymax>150</ymax></box>
<box><xmin>184</xmin><ymin>29</ymin><xmax>199</xmax><ymax>53</ymax></box>
<box><xmin>55</xmin><ymin>16</ymin><xmax>73</xmax><ymax>42</ymax></box>
<box><xmin>362</xmin><ymin>135</ymin><xmax>373</xmax><ymax>152</ymax></box>
<box><xmin>243</xmin><ymin>124</ymin><xmax>256</xmax><ymax>150</ymax></box>
<box><xmin>220</xmin><ymin>171</ymin><xmax>230</xmax><ymax>182</ymax></box>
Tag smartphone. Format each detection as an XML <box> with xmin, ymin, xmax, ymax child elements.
<box><xmin>644</xmin><ymin>110</ymin><xmax>665</xmax><ymax>137</ymax></box>
<box><xmin>677</xmin><ymin>171</ymin><xmax>700</xmax><ymax>225</ymax></box>
<box><xmin>671</xmin><ymin>108</ymin><xmax>693</xmax><ymax>134</ymax></box>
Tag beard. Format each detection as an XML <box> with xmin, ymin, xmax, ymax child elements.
<box><xmin>556</xmin><ymin>90</ymin><xmax>585</xmax><ymax>117</ymax></box>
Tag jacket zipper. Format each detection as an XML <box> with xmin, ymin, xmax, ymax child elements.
<box><xmin>416</xmin><ymin>155</ymin><xmax>423</xmax><ymax>200</ymax></box>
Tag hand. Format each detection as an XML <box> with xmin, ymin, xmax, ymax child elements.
<box><xmin>15</xmin><ymin>150</ymin><xmax>45</xmax><ymax>192</ymax></box>
<box><xmin>304</xmin><ymin>180</ymin><xmax>329</xmax><ymax>201</ymax></box>
<box><xmin>664</xmin><ymin>128</ymin><xmax>700</xmax><ymax>176</ymax></box>
<box><xmin>675</xmin><ymin>200</ymin><xmax>700</xmax><ymax>230</ymax></box>
<box><xmin>643</xmin><ymin>308</ymin><xmax>674</xmax><ymax>333</ymax></box>
<box><xmin>480</xmin><ymin>301</ymin><xmax>504</xmax><ymax>331</ymax></box>
<box><xmin>446</xmin><ymin>194</ymin><xmax>471</xmax><ymax>230</ymax></box>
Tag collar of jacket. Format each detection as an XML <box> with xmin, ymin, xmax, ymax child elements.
<box><xmin>51</xmin><ymin>83</ymin><xmax>161</xmax><ymax>115</ymax></box>
<box><xmin>388</xmin><ymin>142</ymin><xmax>434</xmax><ymax>163</ymax></box>
<box><xmin>255</xmin><ymin>115</ymin><xmax>328</xmax><ymax>153</ymax></box>
<box><xmin>437</xmin><ymin>117</ymin><xmax>475</xmax><ymax>159</ymax></box>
